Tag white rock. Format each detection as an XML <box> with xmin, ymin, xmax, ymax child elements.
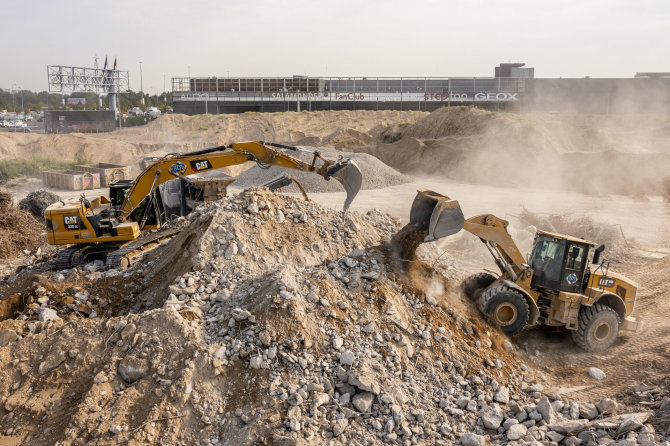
<box><xmin>224</xmin><ymin>242</ymin><xmax>239</xmax><ymax>259</ymax></box>
<box><xmin>340</xmin><ymin>351</ymin><xmax>355</xmax><ymax>366</ymax></box>
<box><xmin>479</xmin><ymin>404</ymin><xmax>503</xmax><ymax>429</ymax></box>
<box><xmin>507</xmin><ymin>423</ymin><xmax>527</xmax><ymax>441</ymax></box>
<box><xmin>247</xmin><ymin>202</ymin><xmax>259</xmax><ymax>214</ymax></box>
<box><xmin>332</xmin><ymin>337</ymin><xmax>344</xmax><ymax>350</ymax></box>
<box><xmin>588</xmin><ymin>367</ymin><xmax>606</xmax><ymax>380</ymax></box>
<box><xmin>494</xmin><ymin>386</ymin><xmax>509</xmax><ymax>404</ymax></box>
<box><xmin>352</xmin><ymin>392</ymin><xmax>375</xmax><ymax>413</ymax></box>
<box><xmin>37</xmin><ymin>308</ymin><xmax>60</xmax><ymax>322</ymax></box>
<box><xmin>333</xmin><ymin>418</ymin><xmax>348</xmax><ymax>436</ymax></box>
<box><xmin>249</xmin><ymin>355</ymin><xmax>263</xmax><ymax>369</ymax></box>
<box><xmin>537</xmin><ymin>396</ymin><xmax>554</xmax><ymax>424</ymax></box>
<box><xmin>460</xmin><ymin>433</ymin><xmax>484</xmax><ymax>446</ymax></box>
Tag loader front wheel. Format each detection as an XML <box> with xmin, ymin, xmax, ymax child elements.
<box><xmin>461</xmin><ymin>272</ymin><xmax>497</xmax><ymax>301</ymax></box>
<box><xmin>571</xmin><ymin>303</ymin><xmax>620</xmax><ymax>352</ymax></box>
<box><xmin>482</xmin><ymin>286</ymin><xmax>529</xmax><ymax>336</ymax></box>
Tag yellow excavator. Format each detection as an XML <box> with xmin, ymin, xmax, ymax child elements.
<box><xmin>45</xmin><ymin>141</ymin><xmax>362</xmax><ymax>269</ymax></box>
<box><xmin>410</xmin><ymin>190</ymin><xmax>641</xmax><ymax>352</ymax></box>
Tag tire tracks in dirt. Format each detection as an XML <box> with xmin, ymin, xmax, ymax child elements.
<box><xmin>521</xmin><ymin>254</ymin><xmax>670</xmax><ymax>402</ymax></box>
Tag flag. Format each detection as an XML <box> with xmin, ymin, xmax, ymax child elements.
<box><xmin>113</xmin><ymin>57</ymin><xmax>117</xmax><ymax>70</ymax></box>
<box><xmin>103</xmin><ymin>56</ymin><xmax>108</xmax><ymax>70</ymax></box>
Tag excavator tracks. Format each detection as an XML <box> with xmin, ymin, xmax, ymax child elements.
<box><xmin>105</xmin><ymin>228</ymin><xmax>181</xmax><ymax>270</ymax></box>
<box><xmin>55</xmin><ymin>245</ymin><xmax>87</xmax><ymax>270</ymax></box>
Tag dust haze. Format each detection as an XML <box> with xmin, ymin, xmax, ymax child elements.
<box><xmin>357</xmin><ymin>106</ymin><xmax>670</xmax><ymax>198</ymax></box>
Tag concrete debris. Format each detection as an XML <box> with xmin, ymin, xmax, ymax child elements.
<box><xmin>0</xmin><ymin>187</ymin><xmax>664</xmax><ymax>445</ymax></box>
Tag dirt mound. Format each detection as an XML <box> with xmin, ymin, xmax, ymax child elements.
<box><xmin>0</xmin><ymin>188</ymin><xmax>44</xmax><ymax>260</ymax></box>
<box><xmin>358</xmin><ymin>107</ymin><xmax>670</xmax><ymax>197</ymax></box>
<box><xmin>1</xmin><ymin>188</ymin><xmax>659</xmax><ymax>445</ymax></box>
<box><xmin>18</xmin><ymin>190</ymin><xmax>61</xmax><ymax>222</ymax></box>
<box><xmin>232</xmin><ymin>147</ymin><xmax>413</xmax><ymax>193</ymax></box>
<box><xmin>0</xmin><ymin>111</ymin><xmax>425</xmax><ymax>170</ymax></box>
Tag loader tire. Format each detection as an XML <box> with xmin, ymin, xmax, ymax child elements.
<box><xmin>481</xmin><ymin>286</ymin><xmax>529</xmax><ymax>337</ymax></box>
<box><xmin>461</xmin><ymin>272</ymin><xmax>497</xmax><ymax>301</ymax></box>
<box><xmin>571</xmin><ymin>303</ymin><xmax>620</xmax><ymax>352</ymax></box>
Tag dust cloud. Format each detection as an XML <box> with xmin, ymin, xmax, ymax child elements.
<box><xmin>356</xmin><ymin>107</ymin><xmax>670</xmax><ymax>198</ymax></box>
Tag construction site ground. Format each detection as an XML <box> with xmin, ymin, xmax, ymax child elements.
<box><xmin>1</xmin><ymin>109</ymin><xmax>670</xmax><ymax>444</ymax></box>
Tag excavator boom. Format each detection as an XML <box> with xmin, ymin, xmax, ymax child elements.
<box><xmin>119</xmin><ymin>141</ymin><xmax>361</xmax><ymax>219</ymax></box>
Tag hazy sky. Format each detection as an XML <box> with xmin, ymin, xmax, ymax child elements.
<box><xmin>2</xmin><ymin>0</ymin><xmax>669</xmax><ymax>92</ymax></box>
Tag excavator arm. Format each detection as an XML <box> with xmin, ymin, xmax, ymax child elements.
<box><xmin>118</xmin><ymin>141</ymin><xmax>362</xmax><ymax>221</ymax></box>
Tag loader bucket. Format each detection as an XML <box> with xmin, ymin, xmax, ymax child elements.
<box><xmin>327</xmin><ymin>160</ymin><xmax>363</xmax><ymax>212</ymax></box>
<box><xmin>410</xmin><ymin>189</ymin><xmax>465</xmax><ymax>241</ymax></box>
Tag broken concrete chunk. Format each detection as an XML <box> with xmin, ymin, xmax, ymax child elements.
<box><xmin>117</xmin><ymin>356</ymin><xmax>149</xmax><ymax>383</ymax></box>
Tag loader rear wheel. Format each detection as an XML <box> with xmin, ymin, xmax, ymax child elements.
<box><xmin>481</xmin><ymin>286</ymin><xmax>529</xmax><ymax>336</ymax></box>
<box><xmin>571</xmin><ymin>303</ymin><xmax>620</xmax><ymax>352</ymax></box>
<box><xmin>461</xmin><ymin>272</ymin><xmax>497</xmax><ymax>301</ymax></box>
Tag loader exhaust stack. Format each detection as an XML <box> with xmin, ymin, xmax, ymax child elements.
<box><xmin>410</xmin><ymin>189</ymin><xmax>465</xmax><ymax>241</ymax></box>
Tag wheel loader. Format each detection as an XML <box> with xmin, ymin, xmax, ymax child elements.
<box><xmin>409</xmin><ymin>190</ymin><xmax>642</xmax><ymax>352</ymax></box>
<box><xmin>44</xmin><ymin>141</ymin><xmax>362</xmax><ymax>269</ymax></box>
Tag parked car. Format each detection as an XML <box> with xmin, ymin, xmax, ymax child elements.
<box><xmin>7</xmin><ymin>122</ymin><xmax>30</xmax><ymax>132</ymax></box>
<box><xmin>128</xmin><ymin>107</ymin><xmax>144</xmax><ymax>117</ymax></box>
<box><xmin>145</xmin><ymin>107</ymin><xmax>162</xmax><ymax>119</ymax></box>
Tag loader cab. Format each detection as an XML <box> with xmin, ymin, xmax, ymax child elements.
<box><xmin>529</xmin><ymin>231</ymin><xmax>597</xmax><ymax>293</ymax></box>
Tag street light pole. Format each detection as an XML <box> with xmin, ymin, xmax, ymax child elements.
<box><xmin>139</xmin><ymin>61</ymin><xmax>144</xmax><ymax>105</ymax></box>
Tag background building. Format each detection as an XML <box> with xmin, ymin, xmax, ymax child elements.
<box><xmin>172</xmin><ymin>63</ymin><xmax>670</xmax><ymax>115</ymax></box>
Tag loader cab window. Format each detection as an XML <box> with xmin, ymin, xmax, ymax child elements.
<box><xmin>529</xmin><ymin>235</ymin><xmax>566</xmax><ymax>290</ymax></box>
<box><xmin>565</xmin><ymin>244</ymin><xmax>586</xmax><ymax>271</ymax></box>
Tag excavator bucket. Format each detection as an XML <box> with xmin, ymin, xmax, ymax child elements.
<box><xmin>410</xmin><ymin>189</ymin><xmax>465</xmax><ymax>241</ymax></box>
<box><xmin>327</xmin><ymin>160</ymin><xmax>363</xmax><ymax>212</ymax></box>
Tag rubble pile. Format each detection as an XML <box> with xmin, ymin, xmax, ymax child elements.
<box><xmin>18</xmin><ymin>190</ymin><xmax>61</xmax><ymax>222</ymax></box>
<box><xmin>0</xmin><ymin>189</ymin><xmax>666</xmax><ymax>445</ymax></box>
<box><xmin>0</xmin><ymin>188</ymin><xmax>44</xmax><ymax>260</ymax></box>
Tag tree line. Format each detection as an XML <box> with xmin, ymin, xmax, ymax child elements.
<box><xmin>0</xmin><ymin>89</ymin><xmax>172</xmax><ymax>113</ymax></box>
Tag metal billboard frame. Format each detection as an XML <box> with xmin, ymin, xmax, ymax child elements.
<box><xmin>47</xmin><ymin>65</ymin><xmax>129</xmax><ymax>94</ymax></box>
